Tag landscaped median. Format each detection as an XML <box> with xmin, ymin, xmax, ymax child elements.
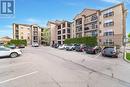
<box><xmin>124</xmin><ymin>52</ymin><xmax>130</xmax><ymax>62</ymax></box>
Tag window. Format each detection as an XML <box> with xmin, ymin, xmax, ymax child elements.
<box><xmin>58</xmin><ymin>31</ymin><xmax>61</xmax><ymax>34</ymax></box>
<box><xmin>76</xmin><ymin>26</ymin><xmax>82</xmax><ymax>32</ymax></box>
<box><xmin>99</xmin><ymin>22</ymin><xmax>101</xmax><ymax>24</ymax></box>
<box><xmin>58</xmin><ymin>41</ymin><xmax>61</xmax><ymax>44</ymax></box>
<box><xmin>84</xmin><ymin>27</ymin><xmax>89</xmax><ymax>31</ymax></box>
<box><xmin>28</xmin><ymin>37</ymin><xmax>30</xmax><ymax>40</ymax></box>
<box><xmin>33</xmin><ymin>36</ymin><xmax>38</xmax><ymax>40</ymax></box>
<box><xmin>99</xmin><ymin>39</ymin><xmax>101</xmax><ymax>42</ymax></box>
<box><xmin>21</xmin><ymin>36</ymin><xmax>23</xmax><ymax>39</ymax></box>
<box><xmin>104</xmin><ymin>39</ymin><xmax>114</xmax><ymax>46</ymax></box>
<box><xmin>63</xmin><ymin>35</ymin><xmax>66</xmax><ymax>39</ymax></box>
<box><xmin>67</xmin><ymin>35</ymin><xmax>70</xmax><ymax>38</ymax></box>
<box><xmin>67</xmin><ymin>29</ymin><xmax>70</xmax><ymax>33</ymax></box>
<box><xmin>58</xmin><ymin>25</ymin><xmax>61</xmax><ymax>29</ymax></box>
<box><xmin>104</xmin><ymin>31</ymin><xmax>114</xmax><ymax>36</ymax></box>
<box><xmin>99</xmin><ymin>30</ymin><xmax>102</xmax><ymax>33</ymax></box>
<box><xmin>91</xmin><ymin>15</ymin><xmax>97</xmax><ymax>21</ymax></box>
<box><xmin>104</xmin><ymin>20</ymin><xmax>114</xmax><ymax>27</ymax></box>
<box><xmin>76</xmin><ymin>18</ymin><xmax>82</xmax><ymax>25</ymax></box>
<box><xmin>62</xmin><ymin>23</ymin><xmax>65</xmax><ymax>28</ymax></box>
<box><xmin>92</xmin><ymin>31</ymin><xmax>97</xmax><ymax>36</ymax></box>
<box><xmin>67</xmin><ymin>23</ymin><xmax>71</xmax><ymax>27</ymax></box>
<box><xmin>103</xmin><ymin>10</ymin><xmax>114</xmax><ymax>18</ymax></box>
<box><xmin>62</xmin><ymin>29</ymin><xmax>65</xmax><ymax>34</ymax></box>
<box><xmin>58</xmin><ymin>36</ymin><xmax>61</xmax><ymax>40</ymax></box>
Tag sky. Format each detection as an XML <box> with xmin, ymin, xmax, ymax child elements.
<box><xmin>0</xmin><ymin>0</ymin><xmax>130</xmax><ymax>38</ymax></box>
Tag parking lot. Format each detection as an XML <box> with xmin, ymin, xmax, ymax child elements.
<box><xmin>0</xmin><ymin>46</ymin><xmax>130</xmax><ymax>87</ymax></box>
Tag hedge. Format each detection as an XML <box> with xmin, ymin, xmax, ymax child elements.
<box><xmin>64</xmin><ymin>37</ymin><xmax>97</xmax><ymax>46</ymax></box>
<box><xmin>7</xmin><ymin>40</ymin><xmax>27</xmax><ymax>46</ymax></box>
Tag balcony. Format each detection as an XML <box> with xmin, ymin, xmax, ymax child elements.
<box><xmin>76</xmin><ymin>18</ymin><xmax>82</xmax><ymax>26</ymax></box>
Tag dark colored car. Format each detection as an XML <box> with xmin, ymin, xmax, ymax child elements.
<box><xmin>85</xmin><ymin>46</ymin><xmax>101</xmax><ymax>54</ymax></box>
<box><xmin>18</xmin><ymin>44</ymin><xmax>25</xmax><ymax>48</ymax></box>
<box><xmin>75</xmin><ymin>44</ymin><xmax>87</xmax><ymax>52</ymax></box>
<box><xmin>102</xmin><ymin>47</ymin><xmax>118</xmax><ymax>58</ymax></box>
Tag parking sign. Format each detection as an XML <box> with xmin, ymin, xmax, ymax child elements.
<box><xmin>0</xmin><ymin>0</ymin><xmax>15</xmax><ymax>18</ymax></box>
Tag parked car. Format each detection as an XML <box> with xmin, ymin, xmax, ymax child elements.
<box><xmin>53</xmin><ymin>43</ymin><xmax>60</xmax><ymax>48</ymax></box>
<box><xmin>32</xmin><ymin>43</ymin><xmax>39</xmax><ymax>47</ymax></box>
<box><xmin>65</xmin><ymin>44</ymin><xmax>76</xmax><ymax>51</ymax></box>
<box><xmin>8</xmin><ymin>45</ymin><xmax>16</xmax><ymax>49</ymax></box>
<box><xmin>18</xmin><ymin>44</ymin><xmax>25</xmax><ymax>48</ymax></box>
<box><xmin>102</xmin><ymin>47</ymin><xmax>118</xmax><ymax>58</ymax></box>
<box><xmin>75</xmin><ymin>44</ymin><xmax>87</xmax><ymax>52</ymax></box>
<box><xmin>58</xmin><ymin>44</ymin><xmax>66</xmax><ymax>50</ymax></box>
<box><xmin>0</xmin><ymin>46</ymin><xmax>22</xmax><ymax>58</ymax></box>
<box><xmin>85</xmin><ymin>46</ymin><xmax>101</xmax><ymax>54</ymax></box>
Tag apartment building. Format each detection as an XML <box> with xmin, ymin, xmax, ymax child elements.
<box><xmin>98</xmin><ymin>3</ymin><xmax>127</xmax><ymax>46</ymax></box>
<box><xmin>73</xmin><ymin>9</ymin><xmax>100</xmax><ymax>38</ymax></box>
<box><xmin>12</xmin><ymin>23</ymin><xmax>42</xmax><ymax>45</ymax></box>
<box><xmin>73</xmin><ymin>3</ymin><xmax>127</xmax><ymax>46</ymax></box>
<box><xmin>47</xmin><ymin>20</ymin><xmax>72</xmax><ymax>45</ymax></box>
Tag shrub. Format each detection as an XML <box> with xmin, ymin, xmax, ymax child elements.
<box><xmin>64</xmin><ymin>37</ymin><xmax>97</xmax><ymax>46</ymax></box>
<box><xmin>7</xmin><ymin>39</ymin><xmax>27</xmax><ymax>46</ymax></box>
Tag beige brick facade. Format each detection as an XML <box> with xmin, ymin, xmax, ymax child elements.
<box><xmin>47</xmin><ymin>20</ymin><xmax>72</xmax><ymax>45</ymax></box>
<box><xmin>73</xmin><ymin>3</ymin><xmax>127</xmax><ymax>46</ymax></box>
<box><xmin>12</xmin><ymin>24</ymin><xmax>42</xmax><ymax>45</ymax></box>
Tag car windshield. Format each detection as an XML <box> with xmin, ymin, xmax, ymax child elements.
<box><xmin>0</xmin><ymin>47</ymin><xmax>10</xmax><ymax>51</ymax></box>
<box><xmin>105</xmin><ymin>47</ymin><xmax>114</xmax><ymax>51</ymax></box>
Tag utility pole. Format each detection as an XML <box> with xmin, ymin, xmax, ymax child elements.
<box><xmin>122</xmin><ymin>0</ymin><xmax>128</xmax><ymax>58</ymax></box>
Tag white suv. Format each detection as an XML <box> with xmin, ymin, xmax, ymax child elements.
<box><xmin>0</xmin><ymin>46</ymin><xmax>22</xmax><ymax>58</ymax></box>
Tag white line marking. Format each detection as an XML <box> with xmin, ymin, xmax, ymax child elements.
<box><xmin>0</xmin><ymin>71</ymin><xmax>38</xmax><ymax>84</ymax></box>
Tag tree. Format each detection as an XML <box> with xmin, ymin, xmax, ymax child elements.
<box><xmin>128</xmin><ymin>33</ymin><xmax>130</xmax><ymax>42</ymax></box>
<box><xmin>128</xmin><ymin>33</ymin><xmax>130</xmax><ymax>38</ymax></box>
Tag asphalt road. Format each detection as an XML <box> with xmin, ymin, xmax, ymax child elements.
<box><xmin>0</xmin><ymin>46</ymin><xmax>130</xmax><ymax>87</ymax></box>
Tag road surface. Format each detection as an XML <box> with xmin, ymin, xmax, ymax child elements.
<box><xmin>0</xmin><ymin>46</ymin><xmax>130</xmax><ymax>87</ymax></box>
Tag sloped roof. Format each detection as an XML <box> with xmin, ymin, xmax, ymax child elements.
<box><xmin>74</xmin><ymin>8</ymin><xmax>98</xmax><ymax>20</ymax></box>
<box><xmin>0</xmin><ymin>36</ymin><xmax>12</xmax><ymax>39</ymax></box>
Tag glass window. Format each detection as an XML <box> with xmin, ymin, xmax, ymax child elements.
<box><xmin>58</xmin><ymin>31</ymin><xmax>61</xmax><ymax>34</ymax></box>
<box><xmin>0</xmin><ymin>47</ymin><xmax>10</xmax><ymax>51</ymax></box>
<box><xmin>63</xmin><ymin>35</ymin><xmax>66</xmax><ymax>39</ymax></box>
<box><xmin>58</xmin><ymin>36</ymin><xmax>61</xmax><ymax>40</ymax></box>
<box><xmin>67</xmin><ymin>29</ymin><xmax>70</xmax><ymax>33</ymax></box>
<box><xmin>62</xmin><ymin>29</ymin><xmax>65</xmax><ymax>34</ymax></box>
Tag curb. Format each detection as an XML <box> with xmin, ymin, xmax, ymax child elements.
<box><xmin>124</xmin><ymin>52</ymin><xmax>130</xmax><ymax>63</ymax></box>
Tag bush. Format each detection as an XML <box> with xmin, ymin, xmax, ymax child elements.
<box><xmin>7</xmin><ymin>40</ymin><xmax>27</xmax><ymax>46</ymax></box>
<box><xmin>126</xmin><ymin>53</ymin><xmax>130</xmax><ymax>61</ymax></box>
<box><xmin>64</xmin><ymin>37</ymin><xmax>97</xmax><ymax>46</ymax></box>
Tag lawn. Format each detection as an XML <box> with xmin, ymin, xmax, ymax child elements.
<box><xmin>126</xmin><ymin>53</ymin><xmax>130</xmax><ymax>61</ymax></box>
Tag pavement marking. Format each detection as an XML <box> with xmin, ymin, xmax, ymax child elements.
<box><xmin>0</xmin><ymin>62</ymin><xmax>33</xmax><ymax>69</ymax></box>
<box><xmin>0</xmin><ymin>71</ymin><xmax>38</xmax><ymax>84</ymax></box>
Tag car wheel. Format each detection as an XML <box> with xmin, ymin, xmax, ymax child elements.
<box><xmin>102</xmin><ymin>54</ymin><xmax>105</xmax><ymax>56</ymax></box>
<box><xmin>10</xmin><ymin>52</ymin><xmax>18</xmax><ymax>58</ymax></box>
